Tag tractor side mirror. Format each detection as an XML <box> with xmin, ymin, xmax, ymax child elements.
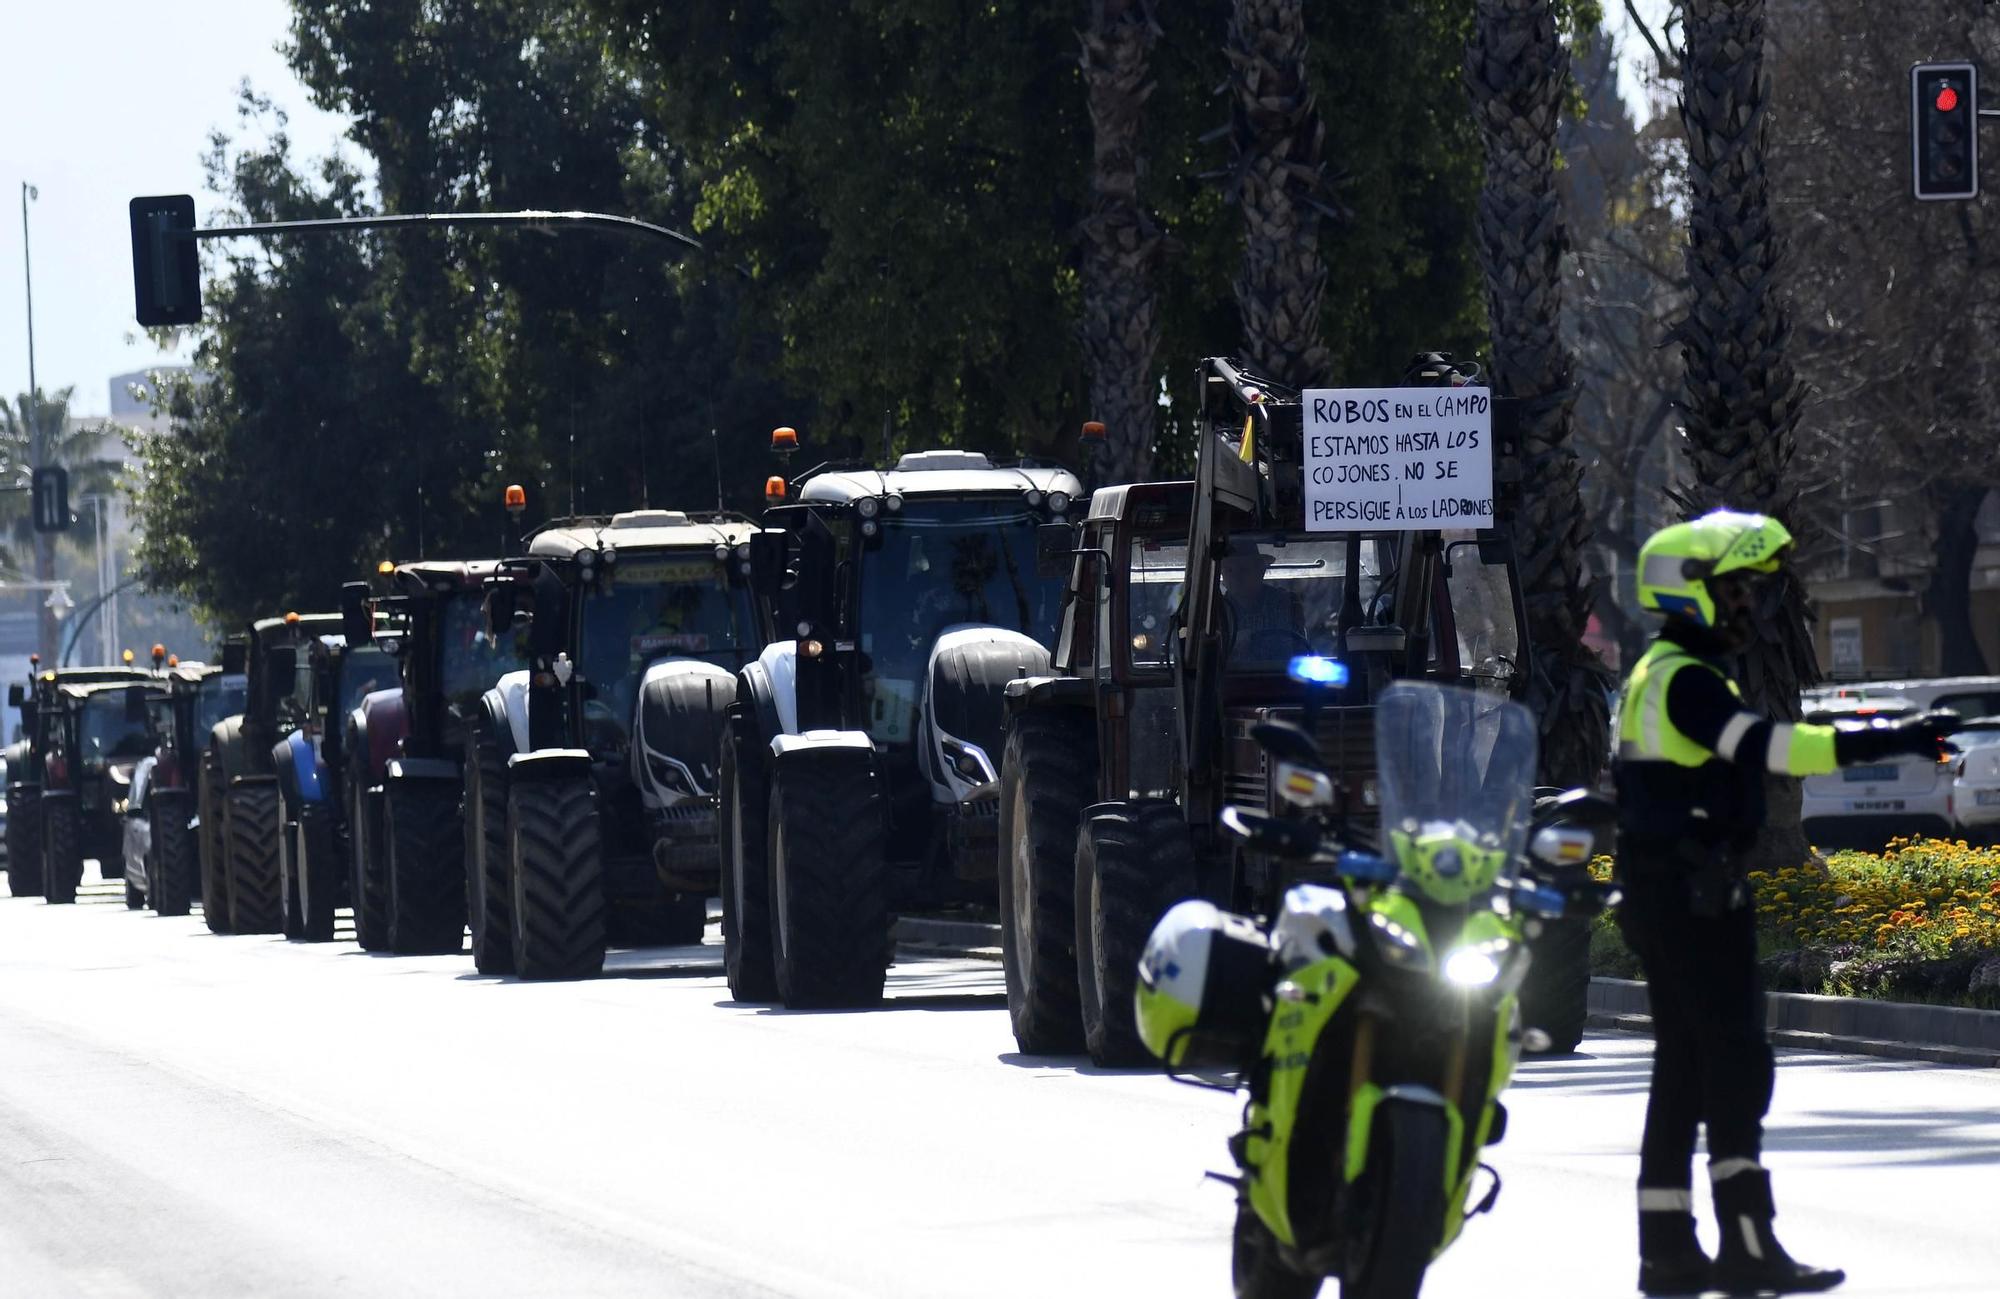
<box><xmin>125</xmin><ymin>687</ymin><xmax>148</xmax><ymax>724</ymax></box>
<box><xmin>340</xmin><ymin>581</ymin><xmax>373</xmax><ymax>647</ymax></box>
<box><xmin>263</xmin><ymin>646</ymin><xmax>297</xmax><ymax>690</ymax></box>
<box><xmin>6</xmin><ymin>684</ymin><xmax>21</xmax><ymax>708</ymax></box>
<box><xmin>484</xmin><ymin>584</ymin><xmax>519</xmax><ymax>641</ymax></box>
<box><xmin>1035</xmin><ymin>522</ymin><xmax>1078</xmax><ymax>580</ymax></box>
<box><xmin>221</xmin><ymin>641</ymin><xmax>247</xmax><ymax>675</ymax></box>
<box><xmin>528</xmin><ymin>568</ymin><xmax>567</xmax><ymax>661</ymax></box>
<box><xmin>747</xmin><ymin>530</ymin><xmax>792</xmax><ymax>598</ymax></box>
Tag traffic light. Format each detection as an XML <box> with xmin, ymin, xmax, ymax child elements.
<box><xmin>30</xmin><ymin>466</ymin><xmax>69</xmax><ymax>533</ymax></box>
<box><xmin>1913</xmin><ymin>62</ymin><xmax>1979</xmax><ymax>201</ymax></box>
<box><xmin>129</xmin><ymin>194</ymin><xmax>202</xmax><ymax>326</ymax></box>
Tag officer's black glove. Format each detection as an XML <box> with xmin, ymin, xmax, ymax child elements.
<box><xmin>1832</xmin><ymin>710</ymin><xmax>1962</xmax><ymax>766</ymax></box>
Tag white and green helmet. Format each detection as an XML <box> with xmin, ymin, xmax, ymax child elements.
<box><xmin>1135</xmin><ymin>900</ymin><xmax>1273</xmax><ymax>1069</ymax></box>
<box><xmin>1635</xmin><ymin>509</ymin><xmax>1793</xmax><ymax>628</ymax></box>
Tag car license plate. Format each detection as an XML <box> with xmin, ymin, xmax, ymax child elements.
<box><xmin>1978</xmin><ymin>790</ymin><xmax>2000</xmax><ymax>807</ymax></box>
<box><xmin>1843</xmin><ymin>765</ymin><xmax>1899</xmax><ymax>783</ymax></box>
<box><xmin>1848</xmin><ymin>799</ymin><xmax>1905</xmax><ymax>812</ymax></box>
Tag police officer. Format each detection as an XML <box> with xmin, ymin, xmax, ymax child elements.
<box><xmin>1617</xmin><ymin>510</ymin><xmax>1956</xmax><ymax>1296</ymax></box>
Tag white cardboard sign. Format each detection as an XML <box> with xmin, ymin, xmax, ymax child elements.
<box><xmin>1301</xmin><ymin>387</ymin><xmax>1494</xmax><ymax>531</ymax></box>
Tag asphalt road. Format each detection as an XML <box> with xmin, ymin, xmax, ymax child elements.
<box><xmin>2</xmin><ymin>869</ymin><xmax>1996</xmax><ymax>1299</ymax></box>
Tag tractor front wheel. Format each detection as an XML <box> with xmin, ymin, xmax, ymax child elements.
<box><xmin>998</xmin><ymin>709</ymin><xmax>1095</xmax><ymax>1054</ymax></box>
<box><xmin>149</xmin><ymin>793</ymin><xmax>194</xmax><ymax>917</ymax></box>
<box><xmin>225</xmin><ymin>783</ymin><xmax>283</xmax><ymax>934</ymax></box>
<box><xmin>507</xmin><ymin>776</ymin><xmax>605</xmax><ymax>980</ymax></box>
<box><xmin>7</xmin><ymin>786</ymin><xmax>45</xmax><ymax>898</ymax></box>
<box><xmin>42</xmin><ymin>794</ymin><xmax>84</xmax><ymax>905</ymax></box>
<box><xmin>719</xmin><ymin>718</ymin><xmax>777</xmax><ymax>1001</ymax></box>
<box><xmin>386</xmin><ymin>781</ymin><xmax>466</xmax><ymax>955</ymax></box>
<box><xmin>464</xmin><ymin>730</ymin><xmax>513</xmax><ymax>975</ymax></box>
<box><xmin>1074</xmin><ymin>801</ymin><xmax>1195</xmax><ymax>1067</ymax></box>
<box><xmin>767</xmin><ymin>749</ymin><xmax>890</xmax><ymax>1010</ymax></box>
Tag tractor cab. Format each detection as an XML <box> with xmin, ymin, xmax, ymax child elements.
<box><xmin>4</xmin><ymin>664</ymin><xmax>156</xmax><ymax>901</ymax></box>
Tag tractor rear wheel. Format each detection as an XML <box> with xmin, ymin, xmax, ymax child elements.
<box><xmin>348</xmin><ymin>785</ymin><xmax>390</xmax><ymax>951</ymax></box>
<box><xmin>998</xmin><ymin>709</ymin><xmax>1095</xmax><ymax>1054</ymax></box>
<box><xmin>386</xmin><ymin>781</ymin><xmax>466</xmax><ymax>955</ymax></box>
<box><xmin>719</xmin><ymin>717</ymin><xmax>777</xmax><ymax>1001</ymax></box>
<box><xmin>225</xmin><ymin>783</ymin><xmax>283</xmax><ymax>934</ymax></box>
<box><xmin>464</xmin><ymin>730</ymin><xmax>513</xmax><ymax>975</ymax></box>
<box><xmin>279</xmin><ymin>805</ymin><xmax>306</xmax><ymax>940</ymax></box>
<box><xmin>198</xmin><ymin>757</ymin><xmax>231</xmax><ymax>933</ymax></box>
<box><xmin>1075</xmin><ymin>800</ymin><xmax>1196</xmax><ymax>1066</ymax></box>
<box><xmin>507</xmin><ymin>776</ymin><xmax>605</xmax><ymax>980</ymax></box>
<box><xmin>149</xmin><ymin>793</ymin><xmax>194</xmax><ymax>917</ymax></box>
<box><xmin>7</xmin><ymin>786</ymin><xmax>44</xmax><ymax>897</ymax></box>
<box><xmin>294</xmin><ymin>804</ymin><xmax>339</xmax><ymax>942</ymax></box>
<box><xmin>42</xmin><ymin>794</ymin><xmax>84</xmax><ymax>905</ymax></box>
<box><xmin>767</xmin><ymin>749</ymin><xmax>891</xmax><ymax>1009</ymax></box>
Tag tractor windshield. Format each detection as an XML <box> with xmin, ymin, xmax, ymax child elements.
<box><xmin>195</xmin><ymin>676</ymin><xmax>247</xmax><ymax>737</ymax></box>
<box><xmin>578</xmin><ymin>553</ymin><xmax>750</xmax><ymax>742</ymax></box>
<box><xmin>79</xmin><ymin>692</ymin><xmax>153</xmax><ymax>768</ymax></box>
<box><xmin>439</xmin><ymin>591</ymin><xmax>527</xmax><ymax>705</ymax></box>
<box><xmin>338</xmin><ymin>647</ymin><xmax>399</xmax><ymax>717</ymax></box>
<box><xmin>1216</xmin><ymin>533</ymin><xmax>1385</xmax><ymax>667</ymax></box>
<box><xmin>857</xmin><ymin>499</ymin><xmax>1061</xmax><ymax>746</ymax></box>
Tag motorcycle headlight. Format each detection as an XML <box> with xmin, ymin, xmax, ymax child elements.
<box><xmin>1368</xmin><ymin>909</ymin><xmax>1431</xmax><ymax>971</ymax></box>
<box><xmin>1443</xmin><ymin>938</ymin><xmax>1515</xmax><ymax>988</ymax></box>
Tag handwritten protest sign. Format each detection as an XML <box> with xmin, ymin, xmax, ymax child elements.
<box><xmin>1301</xmin><ymin>387</ymin><xmax>1494</xmax><ymax>531</ymax></box>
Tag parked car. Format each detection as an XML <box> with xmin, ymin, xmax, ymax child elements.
<box><xmin>1805</xmin><ymin>675</ymin><xmax>2000</xmax><ymax>720</ymax></box>
<box><xmin>1800</xmin><ymin>697</ymin><xmax>1953</xmax><ymax>848</ymax></box>
<box><xmin>1946</xmin><ymin>718</ymin><xmax>2000</xmax><ymax>843</ymax></box>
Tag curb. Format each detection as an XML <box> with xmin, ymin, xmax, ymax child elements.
<box><xmin>893</xmin><ymin>917</ymin><xmax>1001</xmax><ymax>961</ymax></box>
<box><xmin>1588</xmin><ymin>977</ymin><xmax>2000</xmax><ymax>1068</ymax></box>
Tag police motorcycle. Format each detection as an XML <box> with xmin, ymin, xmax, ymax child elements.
<box><xmin>1135</xmin><ymin>671</ymin><xmax>1616</xmax><ymax>1299</ymax></box>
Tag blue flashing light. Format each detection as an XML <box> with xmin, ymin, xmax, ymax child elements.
<box><xmin>1287</xmin><ymin>655</ymin><xmax>1350</xmax><ymax>688</ymax></box>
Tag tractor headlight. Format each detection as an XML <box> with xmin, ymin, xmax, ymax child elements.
<box><xmin>883</xmin><ymin>493</ymin><xmax>904</xmax><ymax>513</ymax></box>
<box><xmin>1024</xmin><ymin>488</ymin><xmax>1045</xmax><ymax>507</ymax></box>
<box><xmin>857</xmin><ymin>496</ymin><xmax>881</xmax><ymax>519</ymax></box>
<box><xmin>1046</xmin><ymin>490</ymin><xmax>1071</xmax><ymax>515</ymax></box>
<box><xmin>861</xmin><ymin>519</ymin><xmax>880</xmax><ymax>538</ymax></box>
<box><xmin>940</xmin><ymin>736</ymin><xmax>996</xmax><ymax>786</ymax></box>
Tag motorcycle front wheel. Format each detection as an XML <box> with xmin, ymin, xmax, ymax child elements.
<box><xmin>1344</xmin><ymin>1102</ymin><xmax>1448</xmax><ymax>1299</ymax></box>
<box><xmin>1231</xmin><ymin>1201</ymin><xmax>1321</xmax><ymax>1299</ymax></box>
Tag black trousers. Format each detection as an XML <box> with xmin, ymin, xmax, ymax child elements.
<box><xmin>1617</xmin><ymin>861</ymin><xmax>1775</xmax><ymax>1190</ymax></box>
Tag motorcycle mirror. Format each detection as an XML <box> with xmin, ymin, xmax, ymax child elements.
<box><xmin>1219</xmin><ymin>804</ymin><xmax>1321</xmax><ymax>858</ymax></box>
<box><xmin>1250</xmin><ymin>720</ymin><xmax>1321</xmax><ymax>770</ymax></box>
<box><xmin>1529</xmin><ymin>825</ymin><xmax>1595</xmax><ymax>870</ymax></box>
<box><xmin>1540</xmin><ymin>787</ymin><xmax>1616</xmax><ymax>825</ymax></box>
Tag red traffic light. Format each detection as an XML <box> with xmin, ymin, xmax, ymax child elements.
<box><xmin>1938</xmin><ymin>85</ymin><xmax>1961</xmax><ymax>113</ymax></box>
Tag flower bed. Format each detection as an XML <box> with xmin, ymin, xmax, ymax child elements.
<box><xmin>1587</xmin><ymin>838</ymin><xmax>2000</xmax><ymax>1009</ymax></box>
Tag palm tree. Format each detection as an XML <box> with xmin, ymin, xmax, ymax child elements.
<box><xmin>1464</xmin><ymin>0</ymin><xmax>1611</xmax><ymax>787</ymax></box>
<box><xmin>1080</xmin><ymin>0</ymin><xmax>1167</xmax><ymax>485</ymax></box>
<box><xmin>0</xmin><ymin>388</ymin><xmax>117</xmax><ymax>660</ymax></box>
<box><xmin>1227</xmin><ymin>0</ymin><xmax>1332</xmax><ymax>389</ymax></box>
<box><xmin>1675</xmin><ymin>0</ymin><xmax>1819</xmax><ymax>860</ymax></box>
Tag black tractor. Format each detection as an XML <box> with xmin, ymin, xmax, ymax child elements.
<box><xmin>468</xmin><ymin>509</ymin><xmax>762</xmax><ymax>979</ymax></box>
<box><xmin>273</xmin><ymin>619</ymin><xmax>400</xmax><ymax>943</ymax></box>
<box><xmin>130</xmin><ymin>658</ymin><xmax>247</xmax><ymax>916</ymax></box>
<box><xmin>997</xmin><ymin>355</ymin><xmax>1552</xmax><ymax>1063</ymax></box>
<box><xmin>200</xmin><ymin>613</ymin><xmax>341</xmax><ymax>934</ymax></box>
<box><xmin>719</xmin><ymin>442</ymin><xmax>1082</xmax><ymax>1008</ymax></box>
<box><xmin>5</xmin><ymin>664</ymin><xmax>161</xmax><ymax>902</ymax></box>
<box><xmin>344</xmin><ymin>559</ymin><xmax>527</xmax><ymax>956</ymax></box>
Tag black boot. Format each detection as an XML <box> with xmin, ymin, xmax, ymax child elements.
<box><xmin>1711</xmin><ymin>1169</ymin><xmax>1844</xmax><ymax>1295</ymax></box>
<box><xmin>1638</xmin><ymin>1202</ymin><xmax>1713</xmax><ymax>1296</ymax></box>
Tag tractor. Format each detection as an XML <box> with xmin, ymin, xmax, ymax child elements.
<box><xmin>996</xmin><ymin>355</ymin><xmax>1555</xmax><ymax>1063</ymax></box>
<box><xmin>200</xmin><ymin>612</ymin><xmax>341</xmax><ymax>934</ymax></box>
<box><xmin>127</xmin><ymin>658</ymin><xmax>247</xmax><ymax>916</ymax></box>
<box><xmin>466</xmin><ymin>509</ymin><xmax>761</xmax><ymax>979</ymax></box>
<box><xmin>273</xmin><ymin>621</ymin><xmax>399</xmax><ymax>942</ymax></box>
<box><xmin>343</xmin><ymin>559</ymin><xmax>526</xmax><ymax>956</ymax></box>
<box><xmin>719</xmin><ymin>442</ymin><xmax>1082</xmax><ymax>1008</ymax></box>
<box><xmin>5</xmin><ymin>663</ymin><xmax>160</xmax><ymax>901</ymax></box>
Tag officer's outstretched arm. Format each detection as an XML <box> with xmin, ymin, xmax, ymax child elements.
<box><xmin>1665</xmin><ymin>667</ymin><xmax>1956</xmax><ymax>777</ymax></box>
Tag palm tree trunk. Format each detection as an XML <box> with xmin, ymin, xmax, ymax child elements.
<box><xmin>1676</xmin><ymin>0</ymin><xmax>1819</xmax><ymax>864</ymax></box>
<box><xmin>1227</xmin><ymin>0</ymin><xmax>1332</xmax><ymax>389</ymax></box>
<box><xmin>1079</xmin><ymin>0</ymin><xmax>1165</xmax><ymax>485</ymax></box>
<box><xmin>1465</xmin><ymin>0</ymin><xmax>1611</xmax><ymax>788</ymax></box>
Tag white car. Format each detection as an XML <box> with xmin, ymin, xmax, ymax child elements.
<box><xmin>1947</xmin><ymin>720</ymin><xmax>2000</xmax><ymax>843</ymax></box>
<box><xmin>1800</xmin><ymin>698</ymin><xmax>1954</xmax><ymax>849</ymax></box>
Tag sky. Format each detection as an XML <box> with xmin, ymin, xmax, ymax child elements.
<box><xmin>0</xmin><ymin>1</ymin><xmax>355</xmax><ymax>418</ymax></box>
<box><xmin>0</xmin><ymin>2</ymin><xmax>1669</xmax><ymax>422</ymax></box>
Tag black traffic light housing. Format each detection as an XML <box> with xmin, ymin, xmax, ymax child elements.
<box><xmin>30</xmin><ymin>466</ymin><xmax>69</xmax><ymax>534</ymax></box>
<box><xmin>129</xmin><ymin>194</ymin><xmax>202</xmax><ymax>326</ymax></box>
<box><xmin>1913</xmin><ymin>62</ymin><xmax>1980</xmax><ymax>201</ymax></box>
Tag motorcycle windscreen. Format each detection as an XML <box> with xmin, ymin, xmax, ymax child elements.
<box><xmin>1373</xmin><ymin>682</ymin><xmax>1536</xmax><ymax>886</ymax></box>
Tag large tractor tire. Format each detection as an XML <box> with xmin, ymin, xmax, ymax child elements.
<box><xmin>291</xmin><ymin>805</ymin><xmax>340</xmax><ymax>942</ymax></box>
<box><xmin>148</xmin><ymin>793</ymin><xmax>194</xmax><ymax>917</ymax></box>
<box><xmin>609</xmin><ymin>892</ymin><xmax>708</xmax><ymax>947</ymax></box>
<box><xmin>507</xmin><ymin>776</ymin><xmax>605</xmax><ymax>980</ymax></box>
<box><xmin>1343</xmin><ymin>1103</ymin><xmax>1448</xmax><ymax>1299</ymax></box>
<box><xmin>125</xmin><ymin>875</ymin><xmax>145</xmax><ymax>910</ymax></box>
<box><xmin>198</xmin><ymin>757</ymin><xmax>231</xmax><ymax>933</ymax></box>
<box><xmin>279</xmin><ymin>803</ymin><xmax>307</xmax><ymax>940</ymax></box>
<box><xmin>767</xmin><ymin>748</ymin><xmax>891</xmax><ymax>1010</ymax></box>
<box><xmin>997</xmin><ymin>709</ymin><xmax>1096</xmax><ymax>1055</ymax></box>
<box><xmin>386</xmin><ymin>781</ymin><xmax>466</xmax><ymax>955</ymax></box>
<box><xmin>464</xmin><ymin>730</ymin><xmax>513</xmax><ymax>975</ymax></box>
<box><xmin>718</xmin><ymin>717</ymin><xmax>777</xmax><ymax>1001</ymax></box>
<box><xmin>7</xmin><ymin>785</ymin><xmax>44</xmax><ymax>897</ymax></box>
<box><xmin>1519</xmin><ymin>913</ymin><xmax>1592</xmax><ymax>1054</ymax></box>
<box><xmin>347</xmin><ymin>784</ymin><xmax>390</xmax><ymax>951</ymax></box>
<box><xmin>1231</xmin><ymin>1202</ymin><xmax>1322</xmax><ymax>1299</ymax></box>
<box><xmin>225</xmin><ymin>783</ymin><xmax>284</xmax><ymax>934</ymax></box>
<box><xmin>1074</xmin><ymin>800</ymin><xmax>1197</xmax><ymax>1067</ymax></box>
<box><xmin>42</xmin><ymin>794</ymin><xmax>84</xmax><ymax>905</ymax></box>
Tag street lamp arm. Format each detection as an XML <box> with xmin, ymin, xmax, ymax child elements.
<box><xmin>61</xmin><ymin>573</ymin><xmax>146</xmax><ymax>667</ymax></box>
<box><xmin>189</xmin><ymin>208</ymin><xmax>702</xmax><ymax>253</ymax></box>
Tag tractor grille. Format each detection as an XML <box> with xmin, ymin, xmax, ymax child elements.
<box><xmin>1225</xmin><ymin>704</ymin><xmax>1379</xmax><ymax>846</ymax></box>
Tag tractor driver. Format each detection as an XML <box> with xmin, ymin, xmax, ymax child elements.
<box><xmin>1220</xmin><ymin>546</ymin><xmax>1308</xmax><ymax>662</ymax></box>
